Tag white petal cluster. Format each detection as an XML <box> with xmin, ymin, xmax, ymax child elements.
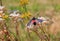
<box><xmin>9</xmin><ymin>11</ymin><xmax>20</xmax><ymax>17</ymax></box>
<box><xmin>0</xmin><ymin>18</ymin><xmax>4</xmax><ymax>21</ymax></box>
<box><xmin>0</xmin><ymin>6</ymin><xmax>5</xmax><ymax>14</ymax></box>
<box><xmin>0</xmin><ymin>11</ymin><xmax>3</xmax><ymax>13</ymax></box>
<box><xmin>10</xmin><ymin>13</ymin><xmax>20</xmax><ymax>17</ymax></box>
<box><xmin>0</xmin><ymin>6</ymin><xmax>5</xmax><ymax>10</ymax></box>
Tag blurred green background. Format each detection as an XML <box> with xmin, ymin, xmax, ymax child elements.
<box><xmin>0</xmin><ymin>0</ymin><xmax>60</xmax><ymax>41</ymax></box>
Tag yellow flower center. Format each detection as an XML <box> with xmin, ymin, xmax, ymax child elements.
<box><xmin>20</xmin><ymin>0</ymin><xmax>29</xmax><ymax>6</ymax></box>
<box><xmin>2</xmin><ymin>15</ymin><xmax>8</xmax><ymax>19</ymax></box>
<box><xmin>20</xmin><ymin>11</ymin><xmax>32</xmax><ymax>18</ymax></box>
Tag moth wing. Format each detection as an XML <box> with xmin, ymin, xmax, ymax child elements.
<box><xmin>27</xmin><ymin>19</ymin><xmax>32</xmax><ymax>26</ymax></box>
<box><xmin>36</xmin><ymin>19</ymin><xmax>43</xmax><ymax>23</ymax></box>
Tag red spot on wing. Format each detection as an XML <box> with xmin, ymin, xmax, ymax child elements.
<box><xmin>32</xmin><ymin>20</ymin><xmax>36</xmax><ymax>23</ymax></box>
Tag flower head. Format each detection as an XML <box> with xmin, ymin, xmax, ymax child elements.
<box><xmin>20</xmin><ymin>0</ymin><xmax>29</xmax><ymax>6</ymax></box>
<box><xmin>0</xmin><ymin>18</ymin><xmax>4</xmax><ymax>21</ymax></box>
<box><xmin>20</xmin><ymin>11</ymin><xmax>32</xmax><ymax>18</ymax></box>
<box><xmin>20</xmin><ymin>14</ymin><xmax>25</xmax><ymax>18</ymax></box>
<box><xmin>0</xmin><ymin>6</ymin><xmax>5</xmax><ymax>10</ymax></box>
<box><xmin>2</xmin><ymin>15</ymin><xmax>9</xmax><ymax>19</ymax></box>
<box><xmin>0</xmin><ymin>11</ymin><xmax>3</xmax><ymax>14</ymax></box>
<box><xmin>0</xmin><ymin>14</ymin><xmax>3</xmax><ymax>17</ymax></box>
<box><xmin>26</xmin><ymin>11</ymin><xmax>32</xmax><ymax>17</ymax></box>
<box><xmin>9</xmin><ymin>10</ymin><xmax>20</xmax><ymax>17</ymax></box>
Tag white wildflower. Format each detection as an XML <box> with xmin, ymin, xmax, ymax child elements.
<box><xmin>0</xmin><ymin>11</ymin><xmax>3</xmax><ymax>13</ymax></box>
<box><xmin>0</xmin><ymin>18</ymin><xmax>4</xmax><ymax>21</ymax></box>
<box><xmin>0</xmin><ymin>6</ymin><xmax>5</xmax><ymax>10</ymax></box>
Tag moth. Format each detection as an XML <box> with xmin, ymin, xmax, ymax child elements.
<box><xmin>26</xmin><ymin>17</ymin><xmax>44</xmax><ymax>28</ymax></box>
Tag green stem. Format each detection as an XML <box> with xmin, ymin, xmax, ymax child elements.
<box><xmin>23</xmin><ymin>5</ymin><xmax>28</xmax><ymax>12</ymax></box>
<box><xmin>0</xmin><ymin>0</ymin><xmax>3</xmax><ymax>6</ymax></box>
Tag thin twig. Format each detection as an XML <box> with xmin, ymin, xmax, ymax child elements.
<box><xmin>39</xmin><ymin>24</ymin><xmax>50</xmax><ymax>41</ymax></box>
<box><xmin>31</xmin><ymin>26</ymin><xmax>44</xmax><ymax>41</ymax></box>
<box><xmin>27</xmin><ymin>28</ymin><xmax>33</xmax><ymax>41</ymax></box>
<box><xmin>2</xmin><ymin>21</ymin><xmax>11</xmax><ymax>41</ymax></box>
<box><xmin>15</xmin><ymin>20</ymin><xmax>21</xmax><ymax>41</ymax></box>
